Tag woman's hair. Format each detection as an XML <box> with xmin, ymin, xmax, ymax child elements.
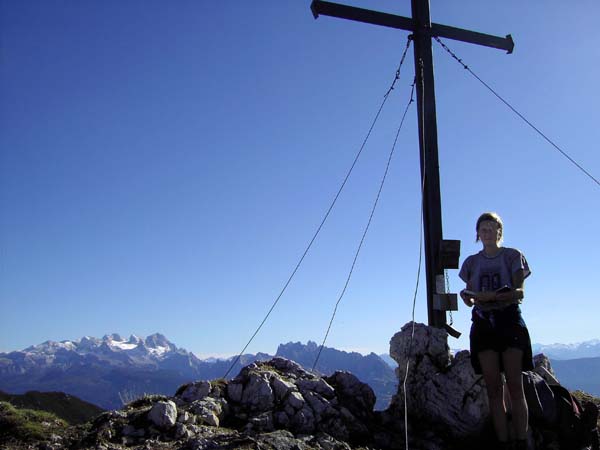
<box><xmin>475</xmin><ymin>211</ymin><xmax>503</xmax><ymax>244</ymax></box>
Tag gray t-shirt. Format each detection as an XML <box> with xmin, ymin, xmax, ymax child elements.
<box><xmin>459</xmin><ymin>247</ymin><xmax>531</xmax><ymax>311</ymax></box>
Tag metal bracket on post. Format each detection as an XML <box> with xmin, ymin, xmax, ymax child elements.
<box><xmin>436</xmin><ymin>239</ymin><xmax>461</xmax><ymax>338</ymax></box>
<box><xmin>439</xmin><ymin>239</ymin><xmax>460</xmax><ymax>270</ymax></box>
<box><xmin>444</xmin><ymin>324</ymin><xmax>461</xmax><ymax>339</ymax></box>
<box><xmin>433</xmin><ymin>293</ymin><xmax>458</xmax><ymax>311</ymax></box>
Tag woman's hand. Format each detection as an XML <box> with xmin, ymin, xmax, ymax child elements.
<box><xmin>460</xmin><ymin>289</ymin><xmax>475</xmax><ymax>307</ymax></box>
<box><xmin>496</xmin><ymin>288</ymin><xmax>524</xmax><ymax>303</ymax></box>
<box><xmin>495</xmin><ymin>291</ymin><xmax>514</xmax><ymax>303</ymax></box>
<box><xmin>475</xmin><ymin>291</ymin><xmax>497</xmax><ymax>304</ymax></box>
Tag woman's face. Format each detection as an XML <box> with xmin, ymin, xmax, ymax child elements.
<box><xmin>478</xmin><ymin>220</ymin><xmax>500</xmax><ymax>246</ymax></box>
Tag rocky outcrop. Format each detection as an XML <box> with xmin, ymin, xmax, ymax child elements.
<box><xmin>74</xmin><ymin>357</ymin><xmax>381</xmax><ymax>449</ymax></box>
<box><xmin>386</xmin><ymin>322</ymin><xmax>489</xmax><ymax>444</ymax></box>
<box><xmin>383</xmin><ymin>322</ymin><xmax>600</xmax><ymax>450</ymax></box>
<box><xmin>276</xmin><ymin>341</ymin><xmax>397</xmax><ymax>410</ymax></box>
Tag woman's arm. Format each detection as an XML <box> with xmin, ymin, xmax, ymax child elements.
<box><xmin>496</xmin><ymin>269</ymin><xmax>526</xmax><ymax>304</ymax></box>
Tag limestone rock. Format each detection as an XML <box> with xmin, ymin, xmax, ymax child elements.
<box><xmin>291</xmin><ymin>406</ymin><xmax>315</xmax><ymax>434</ymax></box>
<box><xmin>177</xmin><ymin>380</ymin><xmax>211</xmax><ymax>403</ymax></box>
<box><xmin>256</xmin><ymin>429</ymin><xmax>301</xmax><ymax>450</ymax></box>
<box><xmin>247</xmin><ymin>411</ymin><xmax>275</xmax><ymax>432</ymax></box>
<box><xmin>177</xmin><ymin>410</ymin><xmax>194</xmax><ymax>425</ymax></box>
<box><xmin>191</xmin><ymin>398</ymin><xmax>223</xmax><ymax>427</ymax></box>
<box><xmin>268</xmin><ymin>356</ymin><xmax>312</xmax><ymax>379</ymax></box>
<box><xmin>325</xmin><ymin>371</ymin><xmax>376</xmax><ymax>420</ymax></box>
<box><xmin>388</xmin><ymin>322</ymin><xmax>488</xmax><ymax>440</ymax></box>
<box><xmin>175</xmin><ymin>422</ymin><xmax>194</xmax><ymax>439</ymax></box>
<box><xmin>534</xmin><ymin>353</ymin><xmax>560</xmax><ymax>385</ymax></box>
<box><xmin>227</xmin><ymin>381</ymin><xmax>243</xmax><ymax>403</ymax></box>
<box><xmin>147</xmin><ymin>400</ymin><xmax>177</xmax><ymax>429</ymax></box>
<box><xmin>297</xmin><ymin>378</ymin><xmax>336</xmax><ymax>399</ymax></box>
<box><xmin>391</xmin><ymin>322</ymin><xmax>451</xmax><ymax>376</ymax></box>
<box><xmin>271</xmin><ymin>376</ymin><xmax>296</xmax><ymax>401</ymax></box>
<box><xmin>287</xmin><ymin>390</ymin><xmax>305</xmax><ymax>410</ymax></box>
<box><xmin>240</xmin><ymin>372</ymin><xmax>274</xmax><ymax>412</ymax></box>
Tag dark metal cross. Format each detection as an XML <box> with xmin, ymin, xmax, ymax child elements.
<box><xmin>311</xmin><ymin>0</ymin><xmax>514</xmax><ymax>334</ymax></box>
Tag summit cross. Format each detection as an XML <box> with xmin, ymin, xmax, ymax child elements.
<box><xmin>310</xmin><ymin>0</ymin><xmax>514</xmax><ymax>333</ymax></box>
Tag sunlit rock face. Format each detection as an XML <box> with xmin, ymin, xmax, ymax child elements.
<box><xmin>387</xmin><ymin>322</ymin><xmax>490</xmax><ymax>444</ymax></box>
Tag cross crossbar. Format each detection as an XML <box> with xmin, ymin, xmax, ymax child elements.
<box><xmin>311</xmin><ymin>0</ymin><xmax>514</xmax><ymax>53</ymax></box>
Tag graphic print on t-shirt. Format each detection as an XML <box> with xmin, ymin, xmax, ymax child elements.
<box><xmin>479</xmin><ymin>266</ymin><xmax>501</xmax><ymax>292</ymax></box>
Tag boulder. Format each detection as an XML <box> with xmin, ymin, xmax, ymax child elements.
<box><xmin>191</xmin><ymin>398</ymin><xmax>224</xmax><ymax>427</ymax></box>
<box><xmin>325</xmin><ymin>371</ymin><xmax>376</xmax><ymax>421</ymax></box>
<box><xmin>177</xmin><ymin>381</ymin><xmax>211</xmax><ymax>403</ymax></box>
<box><xmin>533</xmin><ymin>353</ymin><xmax>560</xmax><ymax>385</ymax></box>
<box><xmin>148</xmin><ymin>400</ymin><xmax>177</xmax><ymax>429</ymax></box>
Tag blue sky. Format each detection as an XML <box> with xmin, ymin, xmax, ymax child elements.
<box><xmin>1</xmin><ymin>0</ymin><xmax>599</xmax><ymax>358</ymax></box>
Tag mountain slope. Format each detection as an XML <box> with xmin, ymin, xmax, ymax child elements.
<box><xmin>0</xmin><ymin>390</ymin><xmax>104</xmax><ymax>424</ymax></box>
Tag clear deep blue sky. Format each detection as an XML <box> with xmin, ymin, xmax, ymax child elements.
<box><xmin>1</xmin><ymin>1</ymin><xmax>599</xmax><ymax>358</ymax></box>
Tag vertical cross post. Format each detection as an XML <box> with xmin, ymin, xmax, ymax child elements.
<box><xmin>411</xmin><ymin>0</ymin><xmax>446</xmax><ymax>328</ymax></box>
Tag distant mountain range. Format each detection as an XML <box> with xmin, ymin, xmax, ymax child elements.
<box><xmin>0</xmin><ymin>334</ymin><xmax>396</xmax><ymax>411</ymax></box>
<box><xmin>3</xmin><ymin>334</ymin><xmax>599</xmax><ymax>412</ymax></box>
<box><xmin>532</xmin><ymin>339</ymin><xmax>600</xmax><ymax>360</ymax></box>
<box><xmin>529</xmin><ymin>340</ymin><xmax>600</xmax><ymax>395</ymax></box>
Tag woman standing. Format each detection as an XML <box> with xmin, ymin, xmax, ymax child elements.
<box><xmin>459</xmin><ymin>212</ymin><xmax>533</xmax><ymax>450</ymax></box>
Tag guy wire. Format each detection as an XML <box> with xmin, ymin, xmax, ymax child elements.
<box><xmin>223</xmin><ymin>37</ymin><xmax>413</xmax><ymax>379</ymax></box>
<box><xmin>434</xmin><ymin>36</ymin><xmax>599</xmax><ymax>188</ymax></box>
<box><xmin>312</xmin><ymin>80</ymin><xmax>417</xmax><ymax>372</ymax></box>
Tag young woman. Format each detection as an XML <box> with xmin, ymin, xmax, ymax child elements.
<box><xmin>459</xmin><ymin>212</ymin><xmax>533</xmax><ymax>450</ymax></box>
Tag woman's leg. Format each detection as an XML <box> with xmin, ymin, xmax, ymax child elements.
<box><xmin>502</xmin><ymin>347</ymin><xmax>528</xmax><ymax>440</ymax></box>
<box><xmin>478</xmin><ymin>350</ymin><xmax>508</xmax><ymax>442</ymax></box>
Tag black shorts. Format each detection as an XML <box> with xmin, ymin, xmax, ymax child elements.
<box><xmin>469</xmin><ymin>304</ymin><xmax>534</xmax><ymax>375</ymax></box>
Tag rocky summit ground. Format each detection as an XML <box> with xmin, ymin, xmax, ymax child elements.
<box><xmin>2</xmin><ymin>323</ymin><xmax>599</xmax><ymax>450</ymax></box>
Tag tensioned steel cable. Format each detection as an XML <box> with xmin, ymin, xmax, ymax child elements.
<box><xmin>312</xmin><ymin>79</ymin><xmax>417</xmax><ymax>372</ymax></box>
<box><xmin>223</xmin><ymin>37</ymin><xmax>413</xmax><ymax>379</ymax></box>
<box><xmin>434</xmin><ymin>36</ymin><xmax>599</xmax><ymax>188</ymax></box>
